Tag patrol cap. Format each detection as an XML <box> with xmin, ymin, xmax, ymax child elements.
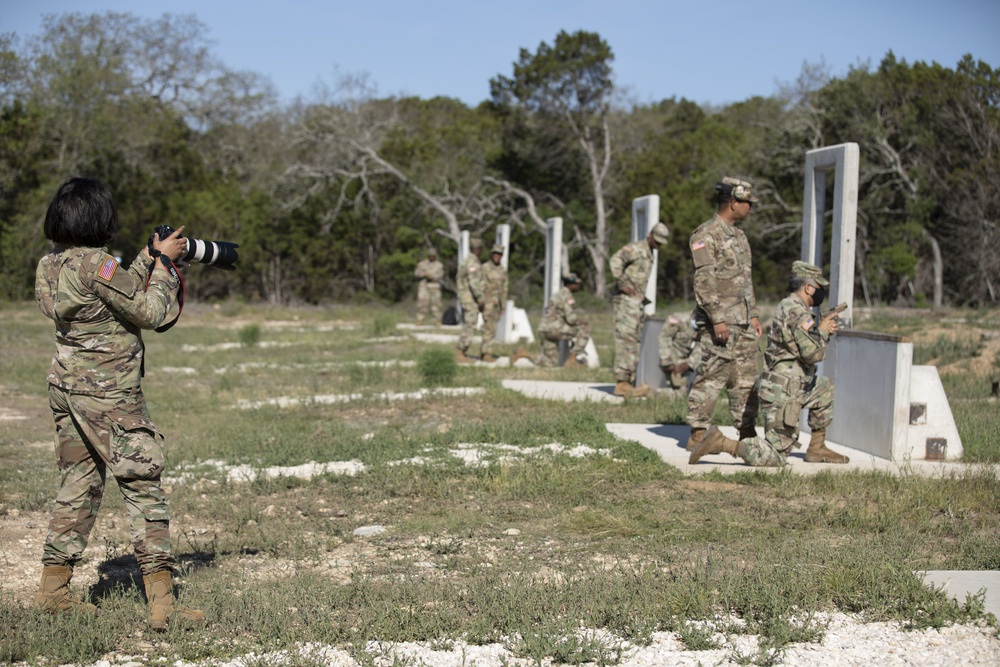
<box><xmin>791</xmin><ymin>260</ymin><xmax>829</xmax><ymax>286</ymax></box>
<box><xmin>718</xmin><ymin>176</ymin><xmax>759</xmax><ymax>203</ymax></box>
<box><xmin>469</xmin><ymin>237</ymin><xmax>484</xmax><ymax>250</ymax></box>
<box><xmin>490</xmin><ymin>243</ymin><xmax>505</xmax><ymax>256</ymax></box>
<box><xmin>562</xmin><ymin>272</ymin><xmax>582</xmax><ymax>285</ymax></box>
<box><xmin>650</xmin><ymin>222</ymin><xmax>670</xmax><ymax>244</ymax></box>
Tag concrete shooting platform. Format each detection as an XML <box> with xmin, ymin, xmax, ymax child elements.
<box><xmin>921</xmin><ymin>571</ymin><xmax>1000</xmax><ymax>620</ymax></box>
<box><xmin>499</xmin><ymin>380</ymin><xmax>999</xmax><ymax>619</ymax></box>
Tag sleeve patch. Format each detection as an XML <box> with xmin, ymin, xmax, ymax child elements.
<box><xmin>691</xmin><ymin>240</ymin><xmax>706</xmax><ymax>251</ymax></box>
<box><xmin>801</xmin><ymin>318</ymin><xmax>815</xmax><ymax>330</ymax></box>
<box><xmin>98</xmin><ymin>257</ymin><xmax>119</xmax><ymax>282</ymax></box>
<box><xmin>468</xmin><ymin>265</ymin><xmax>477</xmax><ymax>273</ymax></box>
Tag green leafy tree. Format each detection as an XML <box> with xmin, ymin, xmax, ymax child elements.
<box><xmin>490</xmin><ymin>30</ymin><xmax>616</xmax><ymax>297</ymax></box>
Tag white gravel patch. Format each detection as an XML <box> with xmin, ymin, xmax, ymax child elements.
<box><xmin>234</xmin><ymin>386</ymin><xmax>484</xmax><ymax>409</ymax></box>
<box><xmin>81</xmin><ymin>613</ymin><xmax>998</xmax><ymax>666</ymax></box>
<box><xmin>165</xmin><ymin>441</ymin><xmax>615</xmax><ymax>486</ymax></box>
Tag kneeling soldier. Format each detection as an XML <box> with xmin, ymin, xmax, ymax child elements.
<box><xmin>690</xmin><ymin>261</ymin><xmax>850</xmax><ymax>466</ymax></box>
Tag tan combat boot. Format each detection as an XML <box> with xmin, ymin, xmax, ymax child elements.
<box><xmin>803</xmin><ymin>430</ymin><xmax>850</xmax><ymax>463</ymax></box>
<box><xmin>613</xmin><ymin>381</ymin><xmax>633</xmax><ymax>397</ymax></box>
<box><xmin>144</xmin><ymin>570</ymin><xmax>206</xmax><ymax>632</ymax></box>
<box><xmin>34</xmin><ymin>565</ymin><xmax>96</xmax><ymax>613</ymax></box>
<box><xmin>688</xmin><ymin>426</ymin><xmax>741</xmax><ymax>464</ymax></box>
<box><xmin>481</xmin><ymin>353</ymin><xmax>498</xmax><ymax>363</ymax></box>
<box><xmin>686</xmin><ymin>427</ymin><xmax>706</xmax><ymax>452</ymax></box>
<box><xmin>562</xmin><ymin>354</ymin><xmax>582</xmax><ymax>368</ymax></box>
<box><xmin>630</xmin><ymin>383</ymin><xmax>650</xmax><ymax>398</ymax></box>
<box><xmin>455</xmin><ymin>349</ymin><xmax>474</xmax><ymax>364</ymax></box>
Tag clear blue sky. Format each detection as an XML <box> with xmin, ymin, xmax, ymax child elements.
<box><xmin>3</xmin><ymin>0</ymin><xmax>998</xmax><ymax>107</ymax></box>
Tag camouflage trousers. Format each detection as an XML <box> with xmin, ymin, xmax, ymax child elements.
<box><xmin>740</xmin><ymin>373</ymin><xmax>835</xmax><ymax>467</ymax></box>
<box><xmin>43</xmin><ymin>385</ymin><xmax>173</xmax><ymax>576</ymax></box>
<box><xmin>686</xmin><ymin>324</ymin><xmax>760</xmax><ymax>431</ymax></box>
<box><xmin>416</xmin><ymin>283</ymin><xmax>441</xmax><ymax>324</ymax></box>
<box><xmin>457</xmin><ymin>297</ymin><xmax>480</xmax><ymax>353</ymax></box>
<box><xmin>535</xmin><ymin>321</ymin><xmax>591</xmax><ymax>367</ymax></box>
<box><xmin>612</xmin><ymin>295</ymin><xmax>644</xmax><ymax>383</ymax></box>
<box><xmin>481</xmin><ymin>302</ymin><xmax>503</xmax><ymax>356</ymax></box>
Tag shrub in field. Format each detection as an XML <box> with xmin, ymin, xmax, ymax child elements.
<box><xmin>418</xmin><ymin>347</ymin><xmax>457</xmax><ymax>387</ymax></box>
<box><xmin>239</xmin><ymin>323</ymin><xmax>261</xmax><ymax>347</ymax></box>
<box><xmin>370</xmin><ymin>313</ymin><xmax>396</xmax><ymax>337</ymax></box>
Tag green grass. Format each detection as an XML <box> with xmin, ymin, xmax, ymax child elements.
<box><xmin>1</xmin><ymin>301</ymin><xmax>998</xmax><ymax>665</ymax></box>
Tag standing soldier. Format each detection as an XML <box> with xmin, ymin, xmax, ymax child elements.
<box><xmin>414</xmin><ymin>247</ymin><xmax>444</xmax><ymax>325</ymax></box>
<box><xmin>33</xmin><ymin>178</ymin><xmax>204</xmax><ymax>630</ymax></box>
<box><xmin>690</xmin><ymin>261</ymin><xmax>851</xmax><ymax>466</ymax></box>
<box><xmin>456</xmin><ymin>237</ymin><xmax>485</xmax><ymax>363</ymax></box>
<box><xmin>609</xmin><ymin>222</ymin><xmax>671</xmax><ymax>398</ymax></box>
<box><xmin>532</xmin><ymin>273</ymin><xmax>591</xmax><ymax>367</ymax></box>
<box><xmin>685</xmin><ymin>177</ymin><xmax>763</xmax><ymax>451</ymax></box>
<box><xmin>658</xmin><ymin>310</ymin><xmax>701</xmax><ymax>398</ymax></box>
<box><xmin>480</xmin><ymin>243</ymin><xmax>509</xmax><ymax>363</ymax></box>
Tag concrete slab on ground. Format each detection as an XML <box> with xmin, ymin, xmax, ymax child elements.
<box><xmin>502</xmin><ymin>379</ymin><xmax>624</xmax><ymax>403</ymax></box>
<box><xmin>606</xmin><ymin>423</ymin><xmax>977</xmax><ymax>477</ymax></box>
<box><xmin>922</xmin><ymin>571</ymin><xmax>1000</xmax><ymax>619</ymax></box>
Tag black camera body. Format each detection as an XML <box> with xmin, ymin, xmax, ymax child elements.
<box><xmin>150</xmin><ymin>225</ymin><xmax>239</xmax><ymax>271</ymax></box>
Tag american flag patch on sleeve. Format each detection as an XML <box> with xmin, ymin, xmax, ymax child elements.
<box><xmin>691</xmin><ymin>240</ymin><xmax>706</xmax><ymax>251</ymax></box>
<box><xmin>98</xmin><ymin>257</ymin><xmax>118</xmax><ymax>281</ymax></box>
<box><xmin>801</xmin><ymin>318</ymin><xmax>814</xmax><ymax>330</ymax></box>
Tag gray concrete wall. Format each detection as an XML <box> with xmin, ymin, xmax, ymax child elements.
<box><xmin>827</xmin><ymin>330</ymin><xmax>911</xmax><ymax>460</ymax></box>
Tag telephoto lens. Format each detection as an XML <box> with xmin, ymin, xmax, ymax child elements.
<box><xmin>151</xmin><ymin>225</ymin><xmax>239</xmax><ymax>271</ymax></box>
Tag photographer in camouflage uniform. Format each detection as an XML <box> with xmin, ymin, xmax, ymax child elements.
<box><xmin>609</xmin><ymin>222</ymin><xmax>670</xmax><ymax>398</ymax></box>
<box><xmin>690</xmin><ymin>261</ymin><xmax>851</xmax><ymax>466</ymax></box>
<box><xmin>34</xmin><ymin>178</ymin><xmax>204</xmax><ymax>631</ymax></box>
<box><xmin>685</xmin><ymin>177</ymin><xmax>763</xmax><ymax>451</ymax></box>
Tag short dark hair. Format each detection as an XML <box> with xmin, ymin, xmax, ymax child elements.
<box><xmin>715</xmin><ymin>182</ymin><xmax>735</xmax><ymax>206</ymax></box>
<box><xmin>44</xmin><ymin>178</ymin><xmax>119</xmax><ymax>247</ymax></box>
<box><xmin>788</xmin><ymin>276</ymin><xmax>809</xmax><ymax>293</ymax></box>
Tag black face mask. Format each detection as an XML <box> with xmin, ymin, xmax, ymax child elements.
<box><xmin>812</xmin><ymin>286</ymin><xmax>827</xmax><ymax>307</ymax></box>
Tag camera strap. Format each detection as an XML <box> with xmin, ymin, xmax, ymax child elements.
<box><xmin>146</xmin><ymin>252</ymin><xmax>185</xmax><ymax>332</ymax></box>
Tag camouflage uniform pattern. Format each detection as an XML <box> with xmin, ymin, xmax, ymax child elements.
<box><xmin>414</xmin><ymin>257</ymin><xmax>444</xmax><ymax>324</ymax></box>
<box><xmin>686</xmin><ymin>214</ymin><xmax>760</xmax><ymax>430</ymax></box>
<box><xmin>35</xmin><ymin>245</ymin><xmax>180</xmax><ymax>575</ymax></box>
<box><xmin>740</xmin><ymin>293</ymin><xmax>834</xmax><ymax>467</ymax></box>
<box><xmin>658</xmin><ymin>310</ymin><xmax>702</xmax><ymax>390</ymax></box>
<box><xmin>609</xmin><ymin>239</ymin><xmax>654</xmax><ymax>383</ymax></box>
<box><xmin>456</xmin><ymin>253</ymin><xmax>484</xmax><ymax>353</ymax></box>
<box><xmin>535</xmin><ymin>286</ymin><xmax>591</xmax><ymax>367</ymax></box>
<box><xmin>479</xmin><ymin>259</ymin><xmax>508</xmax><ymax>356</ymax></box>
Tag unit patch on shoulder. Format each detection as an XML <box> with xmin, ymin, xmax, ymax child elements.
<box><xmin>98</xmin><ymin>256</ymin><xmax>119</xmax><ymax>282</ymax></box>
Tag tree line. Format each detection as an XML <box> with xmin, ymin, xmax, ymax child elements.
<box><xmin>2</xmin><ymin>13</ymin><xmax>997</xmax><ymax>308</ymax></box>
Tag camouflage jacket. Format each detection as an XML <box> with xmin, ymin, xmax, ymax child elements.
<box><xmin>480</xmin><ymin>261</ymin><xmax>508</xmax><ymax>310</ymax></box>
<box><xmin>609</xmin><ymin>239</ymin><xmax>653</xmax><ymax>298</ymax></box>
<box><xmin>456</xmin><ymin>255</ymin><xmax>484</xmax><ymax>306</ymax></box>
<box><xmin>538</xmin><ymin>286</ymin><xmax>581</xmax><ymax>333</ymax></box>
<box><xmin>35</xmin><ymin>246</ymin><xmax>180</xmax><ymax>394</ymax></box>
<box><xmin>658</xmin><ymin>310</ymin><xmax>699</xmax><ymax>367</ymax></box>
<box><xmin>764</xmin><ymin>293</ymin><xmax>829</xmax><ymax>380</ymax></box>
<box><xmin>414</xmin><ymin>259</ymin><xmax>444</xmax><ymax>285</ymax></box>
<box><xmin>690</xmin><ymin>214</ymin><xmax>758</xmax><ymax>326</ymax></box>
